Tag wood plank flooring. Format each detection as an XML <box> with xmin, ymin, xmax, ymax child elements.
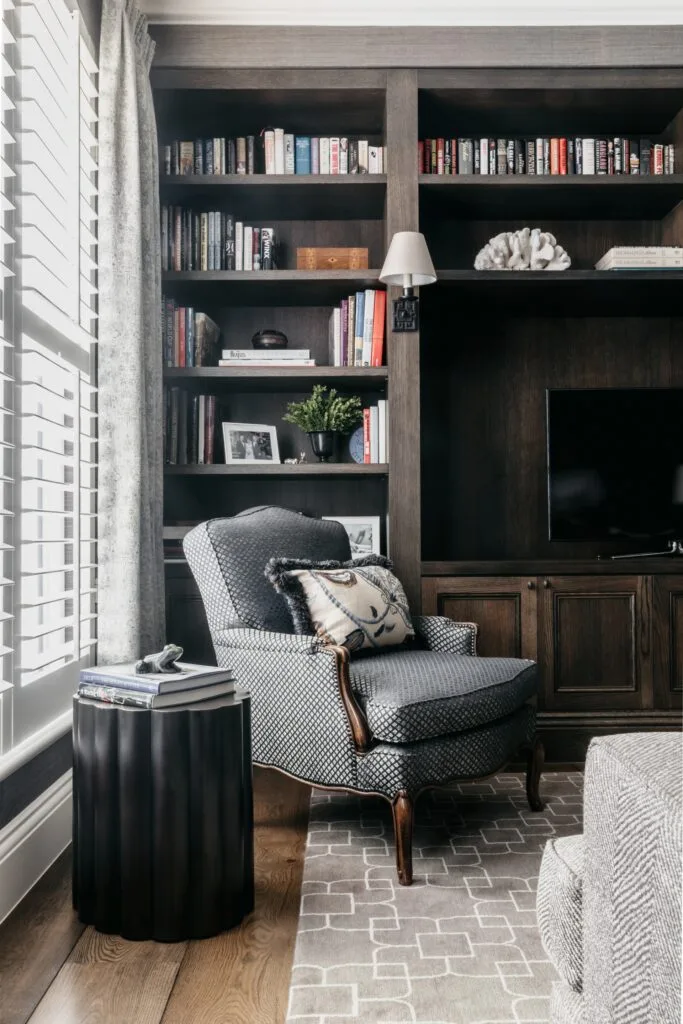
<box><xmin>0</xmin><ymin>767</ymin><xmax>311</xmax><ymax>1024</ymax></box>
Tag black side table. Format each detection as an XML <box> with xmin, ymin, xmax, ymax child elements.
<box><xmin>72</xmin><ymin>691</ymin><xmax>253</xmax><ymax>941</ymax></box>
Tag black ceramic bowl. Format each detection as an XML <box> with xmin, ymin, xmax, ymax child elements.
<box><xmin>251</xmin><ymin>329</ymin><xmax>289</xmax><ymax>350</ymax></box>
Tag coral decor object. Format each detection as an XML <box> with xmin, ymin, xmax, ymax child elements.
<box><xmin>474</xmin><ymin>227</ymin><xmax>571</xmax><ymax>271</ymax></box>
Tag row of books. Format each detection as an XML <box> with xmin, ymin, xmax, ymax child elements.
<box><xmin>161</xmin><ymin>207</ymin><xmax>278</xmax><ymax>272</ymax></box>
<box><xmin>163</xmin><ymin>135</ymin><xmax>386</xmax><ymax>176</ymax></box>
<box><xmin>164</xmin><ymin>389</ymin><xmax>219</xmax><ymax>465</ymax></box>
<box><xmin>362</xmin><ymin>402</ymin><xmax>388</xmax><ymax>464</ymax></box>
<box><xmin>162</xmin><ymin>299</ymin><xmax>220</xmax><ymax>367</ymax></box>
<box><xmin>328</xmin><ymin>290</ymin><xmax>386</xmax><ymax>368</ymax></box>
<box><xmin>419</xmin><ymin>138</ymin><xmax>676</xmax><ymax>176</ymax></box>
<box><xmin>218</xmin><ymin>349</ymin><xmax>315</xmax><ymax>367</ymax></box>
<box><xmin>595</xmin><ymin>246</ymin><xmax>683</xmax><ymax>270</ymax></box>
<box><xmin>79</xmin><ymin>661</ymin><xmax>235</xmax><ymax>709</ymax></box>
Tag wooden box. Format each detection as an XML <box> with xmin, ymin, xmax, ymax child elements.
<box><xmin>296</xmin><ymin>247</ymin><xmax>369</xmax><ymax>270</ymax></box>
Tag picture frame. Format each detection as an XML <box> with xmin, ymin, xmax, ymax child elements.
<box><xmin>323</xmin><ymin>515</ymin><xmax>382</xmax><ymax>557</ymax></box>
<box><xmin>222</xmin><ymin>422</ymin><xmax>280</xmax><ymax>464</ymax></box>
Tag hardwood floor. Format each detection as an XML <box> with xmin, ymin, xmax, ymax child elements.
<box><xmin>0</xmin><ymin>767</ymin><xmax>311</xmax><ymax>1024</ymax></box>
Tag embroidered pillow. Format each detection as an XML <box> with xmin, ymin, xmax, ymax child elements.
<box><xmin>265</xmin><ymin>554</ymin><xmax>415</xmax><ymax>652</ymax></box>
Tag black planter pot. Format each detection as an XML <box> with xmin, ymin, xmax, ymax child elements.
<box><xmin>308</xmin><ymin>430</ymin><xmax>338</xmax><ymax>462</ymax></box>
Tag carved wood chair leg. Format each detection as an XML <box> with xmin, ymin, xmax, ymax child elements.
<box><xmin>526</xmin><ymin>738</ymin><xmax>545</xmax><ymax>812</ymax></box>
<box><xmin>391</xmin><ymin>790</ymin><xmax>414</xmax><ymax>886</ymax></box>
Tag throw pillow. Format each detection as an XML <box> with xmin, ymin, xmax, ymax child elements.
<box><xmin>265</xmin><ymin>554</ymin><xmax>415</xmax><ymax>652</ymax></box>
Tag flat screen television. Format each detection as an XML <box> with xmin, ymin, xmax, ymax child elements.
<box><xmin>546</xmin><ymin>388</ymin><xmax>683</xmax><ymax>544</ymax></box>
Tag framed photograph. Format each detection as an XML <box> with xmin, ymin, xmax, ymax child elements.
<box><xmin>323</xmin><ymin>516</ymin><xmax>381</xmax><ymax>557</ymax></box>
<box><xmin>222</xmin><ymin>422</ymin><xmax>280</xmax><ymax>464</ymax></box>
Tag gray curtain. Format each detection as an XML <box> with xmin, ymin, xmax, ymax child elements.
<box><xmin>97</xmin><ymin>0</ymin><xmax>164</xmax><ymax>662</ymax></box>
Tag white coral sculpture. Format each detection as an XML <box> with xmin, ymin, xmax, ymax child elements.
<box><xmin>474</xmin><ymin>227</ymin><xmax>571</xmax><ymax>270</ymax></box>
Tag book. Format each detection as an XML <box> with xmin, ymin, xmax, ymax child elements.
<box><xmin>218</xmin><ymin>359</ymin><xmax>316</xmax><ymax>366</ymax></box>
<box><xmin>358</xmin><ymin>140</ymin><xmax>368</xmax><ymax>173</ymax></box>
<box><xmin>263</xmin><ymin>129</ymin><xmax>275</xmax><ymax>173</ymax></box>
<box><xmin>236</xmin><ymin>137</ymin><xmax>247</xmax><ymax>175</ymax></box>
<box><xmin>354</xmin><ymin>291</ymin><xmax>365</xmax><ymax>366</ymax></box>
<box><xmin>362</xmin><ymin>407</ymin><xmax>371</xmax><ymax>463</ymax></box>
<box><xmin>274</xmin><ymin>128</ymin><xmax>285</xmax><ymax>174</ymax></box>
<box><xmin>284</xmin><ymin>134</ymin><xmax>295</xmax><ymax>173</ymax></box>
<box><xmin>295</xmin><ymin>136</ymin><xmax>311</xmax><ymax>174</ymax></box>
<box><xmin>370</xmin><ymin>290</ymin><xmax>386</xmax><ymax>367</ymax></box>
<box><xmin>340</xmin><ymin>137</ymin><xmax>349</xmax><ymax>174</ymax></box>
<box><xmin>330</xmin><ymin>138</ymin><xmax>340</xmax><ymax>174</ymax></box>
<box><xmin>221</xmin><ymin>348</ymin><xmax>311</xmax><ymax>360</ymax></box>
<box><xmin>78</xmin><ymin>680</ymin><xmax>236</xmax><ymax>708</ymax></box>
<box><xmin>378</xmin><ymin>398</ymin><xmax>387</xmax><ymax>464</ymax></box>
<box><xmin>320</xmin><ymin>137</ymin><xmax>331</xmax><ymax>174</ymax></box>
<box><xmin>80</xmin><ymin>662</ymin><xmax>234</xmax><ymax>695</ymax></box>
<box><xmin>361</xmin><ymin>288</ymin><xmax>375</xmax><ymax>366</ymax></box>
<box><xmin>370</xmin><ymin>404</ymin><xmax>379</xmax><ymax>464</ymax></box>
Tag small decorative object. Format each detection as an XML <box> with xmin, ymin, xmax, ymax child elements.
<box><xmin>135</xmin><ymin>643</ymin><xmax>184</xmax><ymax>674</ymax></box>
<box><xmin>284</xmin><ymin>457</ymin><xmax>299</xmax><ymax>465</ymax></box>
<box><xmin>323</xmin><ymin>516</ymin><xmax>381</xmax><ymax>556</ymax></box>
<box><xmin>298</xmin><ymin>450</ymin><xmax>307</xmax><ymax>463</ymax></box>
<box><xmin>348</xmin><ymin>426</ymin><xmax>365</xmax><ymax>464</ymax></box>
<box><xmin>474</xmin><ymin>227</ymin><xmax>571</xmax><ymax>271</ymax></box>
<box><xmin>251</xmin><ymin>329</ymin><xmax>288</xmax><ymax>350</ymax></box>
<box><xmin>296</xmin><ymin>247</ymin><xmax>369</xmax><ymax>270</ymax></box>
<box><xmin>283</xmin><ymin>385</ymin><xmax>363</xmax><ymax>463</ymax></box>
<box><xmin>222</xmin><ymin>422</ymin><xmax>280</xmax><ymax>464</ymax></box>
<box><xmin>379</xmin><ymin>231</ymin><xmax>437</xmax><ymax>332</ymax></box>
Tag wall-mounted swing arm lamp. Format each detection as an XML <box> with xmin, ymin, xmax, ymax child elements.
<box><xmin>379</xmin><ymin>231</ymin><xmax>437</xmax><ymax>332</ymax></box>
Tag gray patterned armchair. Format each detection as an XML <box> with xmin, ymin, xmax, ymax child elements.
<box><xmin>184</xmin><ymin>506</ymin><xmax>543</xmax><ymax>885</ymax></box>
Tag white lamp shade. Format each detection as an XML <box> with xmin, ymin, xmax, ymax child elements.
<box><xmin>379</xmin><ymin>231</ymin><xmax>437</xmax><ymax>287</ymax></box>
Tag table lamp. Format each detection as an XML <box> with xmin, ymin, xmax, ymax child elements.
<box><xmin>379</xmin><ymin>231</ymin><xmax>437</xmax><ymax>332</ymax></box>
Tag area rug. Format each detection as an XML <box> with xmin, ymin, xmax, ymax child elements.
<box><xmin>287</xmin><ymin>772</ymin><xmax>583</xmax><ymax>1024</ymax></box>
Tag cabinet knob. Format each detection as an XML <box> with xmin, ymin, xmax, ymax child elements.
<box><xmin>543</xmin><ymin>579</ymin><xmax>550</xmax><ymax>589</ymax></box>
<box><xmin>527</xmin><ymin>580</ymin><xmax>534</xmax><ymax>589</ymax></box>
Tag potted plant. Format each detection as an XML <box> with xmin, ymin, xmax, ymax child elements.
<box><xmin>283</xmin><ymin>385</ymin><xmax>363</xmax><ymax>462</ymax></box>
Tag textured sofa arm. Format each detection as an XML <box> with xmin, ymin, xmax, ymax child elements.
<box><xmin>412</xmin><ymin>616</ymin><xmax>478</xmax><ymax>656</ymax></box>
<box><xmin>213</xmin><ymin>627</ymin><xmax>324</xmax><ymax>656</ymax></box>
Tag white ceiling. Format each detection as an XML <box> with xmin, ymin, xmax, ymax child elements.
<box><xmin>141</xmin><ymin>0</ymin><xmax>683</xmax><ymax>25</ymax></box>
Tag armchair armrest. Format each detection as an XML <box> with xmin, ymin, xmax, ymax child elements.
<box><xmin>412</xmin><ymin>616</ymin><xmax>478</xmax><ymax>656</ymax></box>
<box><xmin>213</xmin><ymin>627</ymin><xmax>324</xmax><ymax>656</ymax></box>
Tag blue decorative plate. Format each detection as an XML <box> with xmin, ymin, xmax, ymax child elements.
<box><xmin>348</xmin><ymin>426</ymin><xmax>365</xmax><ymax>464</ymax></box>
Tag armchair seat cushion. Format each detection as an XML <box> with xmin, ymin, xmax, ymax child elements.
<box><xmin>349</xmin><ymin>651</ymin><xmax>537</xmax><ymax>743</ymax></box>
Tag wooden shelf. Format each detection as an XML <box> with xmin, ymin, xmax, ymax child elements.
<box><xmin>159</xmin><ymin>174</ymin><xmax>387</xmax><ymax>219</ymax></box>
<box><xmin>163</xmin><ymin>365</ymin><xmax>388</xmax><ymax>391</ymax></box>
<box><xmin>422</xmin><ymin>559</ymin><xmax>683</xmax><ymax>576</ymax></box>
<box><xmin>165</xmin><ymin>463</ymin><xmax>388</xmax><ymax>476</ymax></box>
<box><xmin>161</xmin><ymin>269</ymin><xmax>383</xmax><ymax>306</ymax></box>
<box><xmin>431</xmin><ymin>269</ymin><xmax>683</xmax><ymax>315</ymax></box>
<box><xmin>419</xmin><ymin>175</ymin><xmax>683</xmax><ymax>218</ymax></box>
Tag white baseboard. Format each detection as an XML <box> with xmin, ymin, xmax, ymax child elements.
<box><xmin>0</xmin><ymin>770</ymin><xmax>72</xmax><ymax>925</ymax></box>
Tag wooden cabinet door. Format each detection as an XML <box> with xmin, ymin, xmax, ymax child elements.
<box><xmin>165</xmin><ymin>563</ymin><xmax>215</xmax><ymax>665</ymax></box>
<box><xmin>653</xmin><ymin>576</ymin><xmax>683</xmax><ymax>710</ymax></box>
<box><xmin>422</xmin><ymin>577</ymin><xmax>537</xmax><ymax>660</ymax></box>
<box><xmin>538</xmin><ymin>575</ymin><xmax>651</xmax><ymax>711</ymax></box>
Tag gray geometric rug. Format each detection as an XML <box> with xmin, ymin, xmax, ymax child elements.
<box><xmin>287</xmin><ymin>772</ymin><xmax>583</xmax><ymax>1024</ymax></box>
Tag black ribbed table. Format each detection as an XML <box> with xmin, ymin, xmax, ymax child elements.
<box><xmin>72</xmin><ymin>691</ymin><xmax>253</xmax><ymax>941</ymax></box>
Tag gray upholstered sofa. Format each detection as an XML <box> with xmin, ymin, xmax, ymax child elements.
<box><xmin>538</xmin><ymin>733</ymin><xmax>682</xmax><ymax>1024</ymax></box>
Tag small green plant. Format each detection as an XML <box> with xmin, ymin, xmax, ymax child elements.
<box><xmin>283</xmin><ymin>385</ymin><xmax>363</xmax><ymax>434</ymax></box>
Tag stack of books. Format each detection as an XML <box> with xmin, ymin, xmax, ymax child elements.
<box><xmin>329</xmin><ymin>290</ymin><xmax>386</xmax><ymax>367</ymax></box>
<box><xmin>79</xmin><ymin>661</ymin><xmax>235</xmax><ymax>709</ymax></box>
<box><xmin>164</xmin><ymin>389</ymin><xmax>218</xmax><ymax>464</ymax></box>
<box><xmin>162</xmin><ymin>298</ymin><xmax>220</xmax><ymax>367</ymax></box>
<box><xmin>161</xmin><ymin>208</ymin><xmax>278</xmax><ymax>272</ymax></box>
<box><xmin>595</xmin><ymin>246</ymin><xmax>683</xmax><ymax>270</ymax></box>
<box><xmin>218</xmin><ymin>348</ymin><xmax>315</xmax><ymax>368</ymax></box>
<box><xmin>163</xmin><ymin>135</ymin><xmax>386</xmax><ymax>175</ymax></box>
<box><xmin>420</xmin><ymin>137</ymin><xmax>675</xmax><ymax>176</ymax></box>
<box><xmin>362</xmin><ymin>401</ymin><xmax>388</xmax><ymax>464</ymax></box>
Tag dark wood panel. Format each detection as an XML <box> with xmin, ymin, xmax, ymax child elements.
<box><xmin>165</xmin><ymin>567</ymin><xmax>214</xmax><ymax>666</ymax></box>
<box><xmin>422</xmin><ymin>560</ymin><xmax>683</xmax><ymax>575</ymax></box>
<box><xmin>538</xmin><ymin>709</ymin><xmax>682</xmax><ymax>762</ymax></box>
<box><xmin>538</xmin><ymin>575</ymin><xmax>650</xmax><ymax>711</ymax></box>
<box><xmin>0</xmin><ymin>733</ymin><xmax>72</xmax><ymax>830</ymax></box>
<box><xmin>150</xmin><ymin>26</ymin><xmax>683</xmax><ymax>70</ymax></box>
<box><xmin>421</xmin><ymin>315</ymin><xmax>683</xmax><ymax>561</ymax></box>
<box><xmin>422</xmin><ymin>576</ymin><xmax>537</xmax><ymax>659</ymax></box>
<box><xmin>161</xmin><ymin>270</ymin><xmax>382</xmax><ymax>308</ymax></box>
<box><xmin>385</xmin><ymin>70</ymin><xmax>421</xmax><ymax>611</ymax></box>
<box><xmin>653</xmin><ymin>576</ymin><xmax>683</xmax><ymax>709</ymax></box>
<box><xmin>164</xmin><ymin>465</ymin><xmax>389</xmax><ymax>476</ymax></box>
<box><xmin>163</xmin><ymin>367</ymin><xmax>388</xmax><ymax>391</ymax></box>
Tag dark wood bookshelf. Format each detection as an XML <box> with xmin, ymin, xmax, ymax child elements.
<box><xmin>164</xmin><ymin>463</ymin><xmax>388</xmax><ymax>476</ymax></box>
<box><xmin>161</xmin><ymin>269</ymin><xmax>382</xmax><ymax>306</ymax></box>
<box><xmin>431</xmin><ymin>269</ymin><xmax>683</xmax><ymax>315</ymax></box>
<box><xmin>159</xmin><ymin>174</ymin><xmax>387</xmax><ymax>219</ymax></box>
<box><xmin>419</xmin><ymin>174</ymin><xmax>683</xmax><ymax>218</ymax></box>
<box><xmin>163</xmin><ymin>366</ymin><xmax>388</xmax><ymax>391</ymax></box>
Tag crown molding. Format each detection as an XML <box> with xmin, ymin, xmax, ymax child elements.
<box><xmin>141</xmin><ymin>0</ymin><xmax>683</xmax><ymax>25</ymax></box>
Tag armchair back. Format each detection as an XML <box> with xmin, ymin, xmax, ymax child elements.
<box><xmin>183</xmin><ymin>506</ymin><xmax>351</xmax><ymax>635</ymax></box>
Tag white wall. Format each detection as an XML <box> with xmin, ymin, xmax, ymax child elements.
<box><xmin>142</xmin><ymin>0</ymin><xmax>683</xmax><ymax>25</ymax></box>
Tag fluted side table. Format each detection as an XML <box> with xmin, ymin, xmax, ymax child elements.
<box><xmin>72</xmin><ymin>691</ymin><xmax>253</xmax><ymax>941</ymax></box>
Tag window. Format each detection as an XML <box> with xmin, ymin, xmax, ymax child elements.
<box><xmin>0</xmin><ymin>0</ymin><xmax>97</xmax><ymax>760</ymax></box>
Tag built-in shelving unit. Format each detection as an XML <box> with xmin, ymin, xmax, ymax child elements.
<box><xmin>165</xmin><ymin>463</ymin><xmax>388</xmax><ymax>476</ymax></box>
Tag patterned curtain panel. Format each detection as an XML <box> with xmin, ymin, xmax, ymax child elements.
<box><xmin>97</xmin><ymin>0</ymin><xmax>164</xmax><ymax>661</ymax></box>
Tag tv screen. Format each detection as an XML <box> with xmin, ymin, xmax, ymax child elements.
<box><xmin>547</xmin><ymin>388</ymin><xmax>683</xmax><ymax>543</ymax></box>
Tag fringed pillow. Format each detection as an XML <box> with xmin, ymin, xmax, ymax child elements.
<box><xmin>265</xmin><ymin>554</ymin><xmax>414</xmax><ymax>652</ymax></box>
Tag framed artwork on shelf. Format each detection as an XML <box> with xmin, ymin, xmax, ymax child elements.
<box><xmin>324</xmin><ymin>515</ymin><xmax>382</xmax><ymax>557</ymax></box>
<box><xmin>222</xmin><ymin>422</ymin><xmax>281</xmax><ymax>464</ymax></box>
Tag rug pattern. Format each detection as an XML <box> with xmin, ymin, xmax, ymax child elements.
<box><xmin>287</xmin><ymin>772</ymin><xmax>583</xmax><ymax>1024</ymax></box>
